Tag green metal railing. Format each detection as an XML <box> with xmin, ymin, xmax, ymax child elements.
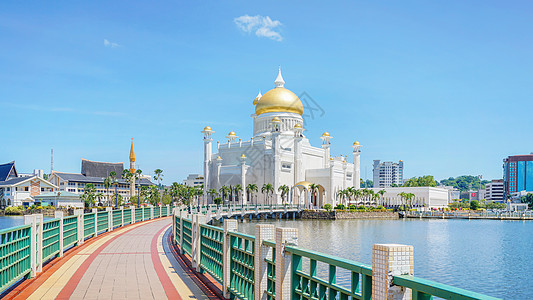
<box><xmin>112</xmin><ymin>210</ymin><xmax>122</xmax><ymax>228</ymax></box>
<box><xmin>199</xmin><ymin>224</ymin><xmax>224</xmax><ymax>282</ymax></box>
<box><xmin>62</xmin><ymin>216</ymin><xmax>78</xmax><ymax>248</ymax></box>
<box><xmin>96</xmin><ymin>211</ymin><xmax>109</xmax><ymax>233</ymax></box>
<box><xmin>263</xmin><ymin>240</ymin><xmax>276</xmax><ymax>300</ymax></box>
<box><xmin>143</xmin><ymin>207</ymin><xmax>150</xmax><ymax>220</ymax></box>
<box><xmin>135</xmin><ymin>208</ymin><xmax>143</xmax><ymax>222</ymax></box>
<box><xmin>0</xmin><ymin>225</ymin><xmax>31</xmax><ymax>292</ymax></box>
<box><xmin>123</xmin><ymin>209</ymin><xmax>132</xmax><ymax>224</ymax></box>
<box><xmin>42</xmin><ymin>219</ymin><xmax>61</xmax><ymax>262</ymax></box>
<box><xmin>154</xmin><ymin>206</ymin><xmax>161</xmax><ymax>218</ymax></box>
<box><xmin>182</xmin><ymin>218</ymin><xmax>193</xmax><ymax>256</ymax></box>
<box><xmin>84</xmin><ymin>213</ymin><xmax>96</xmax><ymax>238</ymax></box>
<box><xmin>175</xmin><ymin>215</ymin><xmax>181</xmax><ymax>247</ymax></box>
<box><xmin>229</xmin><ymin>231</ymin><xmax>255</xmax><ymax>300</ymax></box>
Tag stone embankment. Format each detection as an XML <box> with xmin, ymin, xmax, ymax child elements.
<box><xmin>302</xmin><ymin>210</ymin><xmax>399</xmax><ymax>220</ymax></box>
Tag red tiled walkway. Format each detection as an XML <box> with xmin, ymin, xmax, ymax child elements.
<box><xmin>14</xmin><ymin>218</ymin><xmax>211</xmax><ymax>300</ymax></box>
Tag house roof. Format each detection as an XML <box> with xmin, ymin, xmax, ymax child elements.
<box><xmin>34</xmin><ymin>191</ymin><xmax>80</xmax><ymax>199</ymax></box>
<box><xmin>81</xmin><ymin>159</ymin><xmax>124</xmax><ymax>178</ymax></box>
<box><xmin>0</xmin><ymin>175</ymin><xmax>58</xmax><ymax>188</ymax></box>
<box><xmin>0</xmin><ymin>161</ymin><xmax>17</xmax><ymax>181</ymax></box>
<box><xmin>53</xmin><ymin>172</ymin><xmax>152</xmax><ymax>185</ymax></box>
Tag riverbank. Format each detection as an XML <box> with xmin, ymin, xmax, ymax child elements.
<box><xmin>302</xmin><ymin>210</ymin><xmax>399</xmax><ymax>219</ymax></box>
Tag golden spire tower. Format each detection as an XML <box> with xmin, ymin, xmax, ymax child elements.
<box><xmin>129</xmin><ymin>138</ymin><xmax>136</xmax><ymax>173</ymax></box>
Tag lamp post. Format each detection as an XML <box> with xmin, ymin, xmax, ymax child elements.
<box><xmin>113</xmin><ymin>178</ymin><xmax>118</xmax><ymax>209</ymax></box>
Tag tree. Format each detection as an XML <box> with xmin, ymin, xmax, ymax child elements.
<box><xmin>262</xmin><ymin>183</ymin><xmax>274</xmax><ymax>205</ymax></box>
<box><xmin>234</xmin><ymin>184</ymin><xmax>243</xmax><ymax>205</ymax></box>
<box><xmin>278</xmin><ymin>185</ymin><xmax>290</xmax><ymax>204</ymax></box>
<box><xmin>439</xmin><ymin>176</ymin><xmax>490</xmax><ymax>192</ymax></box>
<box><xmin>470</xmin><ymin>200</ymin><xmax>480</xmax><ymax>210</ymax></box>
<box><xmin>219</xmin><ymin>186</ymin><xmax>230</xmax><ymax>204</ymax></box>
<box><xmin>122</xmin><ymin>169</ymin><xmax>133</xmax><ymax>199</ymax></box>
<box><xmin>360</xmin><ymin>179</ymin><xmax>373</xmax><ymax>188</ymax></box>
<box><xmin>153</xmin><ymin>169</ymin><xmax>164</xmax><ymax>203</ymax></box>
<box><xmin>149</xmin><ymin>185</ymin><xmax>160</xmax><ymax>205</ymax></box>
<box><xmin>246</xmin><ymin>184</ymin><xmax>258</xmax><ymax>205</ymax></box>
<box><xmin>134</xmin><ymin>169</ymin><xmax>143</xmax><ymax>203</ymax></box>
<box><xmin>376</xmin><ymin>190</ymin><xmax>386</xmax><ymax>206</ymax></box>
<box><xmin>207</xmin><ymin>189</ymin><xmax>218</xmax><ymax>203</ymax></box>
<box><xmin>308</xmin><ymin>183</ymin><xmax>319</xmax><ymax>208</ymax></box>
<box><xmin>81</xmin><ymin>183</ymin><xmax>96</xmax><ymax>208</ymax></box>
<box><xmin>103</xmin><ymin>176</ymin><xmax>112</xmax><ymax>206</ymax></box>
<box><xmin>521</xmin><ymin>193</ymin><xmax>533</xmax><ymax>209</ymax></box>
<box><xmin>403</xmin><ymin>175</ymin><xmax>437</xmax><ymax>187</ymax></box>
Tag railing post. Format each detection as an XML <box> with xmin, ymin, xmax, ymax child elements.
<box><xmin>54</xmin><ymin>211</ymin><xmax>64</xmax><ymax>257</ymax></box>
<box><xmin>92</xmin><ymin>208</ymin><xmax>98</xmax><ymax>237</ymax></box>
<box><xmin>150</xmin><ymin>205</ymin><xmax>154</xmax><ymax>219</ymax></box>
<box><xmin>131</xmin><ymin>206</ymin><xmax>135</xmax><ymax>223</ymax></box>
<box><xmin>106</xmin><ymin>207</ymin><xmax>113</xmax><ymax>231</ymax></box>
<box><xmin>255</xmin><ymin>224</ymin><xmax>275</xmax><ymax>300</ymax></box>
<box><xmin>275</xmin><ymin>227</ymin><xmax>298</xmax><ymax>299</ymax></box>
<box><xmin>179</xmin><ymin>210</ymin><xmax>185</xmax><ymax>254</ymax></box>
<box><xmin>223</xmin><ymin>219</ymin><xmax>238</xmax><ymax>299</ymax></box>
<box><xmin>24</xmin><ymin>214</ymin><xmax>43</xmax><ymax>277</ymax></box>
<box><xmin>172</xmin><ymin>209</ymin><xmax>177</xmax><ymax>243</ymax></box>
<box><xmin>193</xmin><ymin>214</ymin><xmax>206</xmax><ymax>272</ymax></box>
<box><xmin>142</xmin><ymin>206</ymin><xmax>145</xmax><ymax>221</ymax></box>
<box><xmin>74</xmin><ymin>209</ymin><xmax>84</xmax><ymax>245</ymax></box>
<box><xmin>372</xmin><ymin>244</ymin><xmax>414</xmax><ymax>300</ymax></box>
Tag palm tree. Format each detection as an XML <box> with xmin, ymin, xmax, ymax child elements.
<box><xmin>308</xmin><ymin>183</ymin><xmax>319</xmax><ymax>208</ymax></box>
<box><xmin>278</xmin><ymin>185</ymin><xmax>290</xmax><ymax>205</ymax></box>
<box><xmin>153</xmin><ymin>169</ymin><xmax>163</xmax><ymax>203</ymax></box>
<box><xmin>207</xmin><ymin>189</ymin><xmax>218</xmax><ymax>204</ymax></box>
<box><xmin>135</xmin><ymin>169</ymin><xmax>143</xmax><ymax>202</ymax></box>
<box><xmin>103</xmin><ymin>176</ymin><xmax>112</xmax><ymax>206</ymax></box>
<box><xmin>233</xmin><ymin>184</ymin><xmax>243</xmax><ymax>205</ymax></box>
<box><xmin>122</xmin><ymin>169</ymin><xmax>133</xmax><ymax>201</ymax></box>
<box><xmin>262</xmin><ymin>183</ymin><xmax>274</xmax><ymax>206</ymax></box>
<box><xmin>246</xmin><ymin>184</ymin><xmax>258</xmax><ymax>205</ymax></box>
<box><xmin>219</xmin><ymin>186</ymin><xmax>230</xmax><ymax>205</ymax></box>
<box><xmin>376</xmin><ymin>189</ymin><xmax>386</xmax><ymax>206</ymax></box>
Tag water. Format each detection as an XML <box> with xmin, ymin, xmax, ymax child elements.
<box><xmin>237</xmin><ymin>218</ymin><xmax>532</xmax><ymax>299</ymax></box>
<box><xmin>0</xmin><ymin>216</ymin><xmax>52</xmax><ymax>230</ymax></box>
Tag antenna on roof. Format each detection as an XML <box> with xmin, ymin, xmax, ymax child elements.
<box><xmin>51</xmin><ymin>148</ymin><xmax>54</xmax><ymax>173</ymax></box>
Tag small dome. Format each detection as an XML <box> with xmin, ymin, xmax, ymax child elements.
<box><xmin>353</xmin><ymin>141</ymin><xmax>360</xmax><ymax>146</ymax></box>
<box><xmin>216</xmin><ymin>156</ymin><xmax>222</xmax><ymax>160</ymax></box>
<box><xmin>272</xmin><ymin>116</ymin><xmax>281</xmax><ymax>123</ymax></box>
<box><xmin>253</xmin><ymin>90</ymin><xmax>262</xmax><ymax>106</ymax></box>
<box><xmin>322</xmin><ymin>132</ymin><xmax>330</xmax><ymax>137</ymax></box>
<box><xmin>240</xmin><ymin>154</ymin><xmax>246</xmax><ymax>158</ymax></box>
<box><xmin>294</xmin><ymin>123</ymin><xmax>302</xmax><ymax>129</ymax></box>
<box><xmin>228</xmin><ymin>131</ymin><xmax>236</xmax><ymax>136</ymax></box>
<box><xmin>203</xmin><ymin>126</ymin><xmax>212</xmax><ymax>131</ymax></box>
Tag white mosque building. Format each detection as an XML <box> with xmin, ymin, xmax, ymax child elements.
<box><xmin>202</xmin><ymin>67</ymin><xmax>362</xmax><ymax>207</ymax></box>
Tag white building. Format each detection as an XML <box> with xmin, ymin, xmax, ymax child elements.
<box><xmin>202</xmin><ymin>67</ymin><xmax>362</xmax><ymax>207</ymax></box>
<box><xmin>438</xmin><ymin>185</ymin><xmax>461</xmax><ymax>203</ymax></box>
<box><xmin>33</xmin><ymin>191</ymin><xmax>84</xmax><ymax>208</ymax></box>
<box><xmin>182</xmin><ymin>174</ymin><xmax>204</xmax><ymax>187</ymax></box>
<box><xmin>373</xmin><ymin>160</ymin><xmax>404</xmax><ymax>188</ymax></box>
<box><xmin>485</xmin><ymin>179</ymin><xmax>504</xmax><ymax>202</ymax></box>
<box><xmin>0</xmin><ymin>161</ymin><xmax>57</xmax><ymax>207</ymax></box>
<box><xmin>370</xmin><ymin>187</ymin><xmax>449</xmax><ymax>209</ymax></box>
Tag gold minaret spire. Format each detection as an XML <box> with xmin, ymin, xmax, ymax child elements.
<box><xmin>129</xmin><ymin>138</ymin><xmax>136</xmax><ymax>173</ymax></box>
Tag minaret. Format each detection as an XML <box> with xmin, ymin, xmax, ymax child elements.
<box><xmin>202</xmin><ymin>126</ymin><xmax>214</xmax><ymax>192</ymax></box>
<box><xmin>275</xmin><ymin>65</ymin><xmax>285</xmax><ymax>88</ymax></box>
<box><xmin>240</xmin><ymin>154</ymin><xmax>248</xmax><ymax>204</ymax></box>
<box><xmin>129</xmin><ymin>138</ymin><xmax>136</xmax><ymax>196</ymax></box>
<box><xmin>293</xmin><ymin>123</ymin><xmax>305</xmax><ymax>184</ymax></box>
<box><xmin>352</xmin><ymin>141</ymin><xmax>362</xmax><ymax>189</ymax></box>
<box><xmin>320</xmin><ymin>132</ymin><xmax>332</xmax><ymax>168</ymax></box>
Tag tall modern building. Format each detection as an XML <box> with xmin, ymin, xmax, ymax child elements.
<box><xmin>503</xmin><ymin>154</ymin><xmax>533</xmax><ymax>198</ymax></box>
<box><xmin>373</xmin><ymin>160</ymin><xmax>404</xmax><ymax>188</ymax></box>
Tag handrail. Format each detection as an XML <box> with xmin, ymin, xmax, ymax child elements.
<box><xmin>393</xmin><ymin>275</ymin><xmax>500</xmax><ymax>300</ymax></box>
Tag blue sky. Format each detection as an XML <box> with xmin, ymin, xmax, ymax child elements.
<box><xmin>1</xmin><ymin>0</ymin><xmax>532</xmax><ymax>184</ymax></box>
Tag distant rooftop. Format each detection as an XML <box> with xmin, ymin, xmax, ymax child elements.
<box><xmin>81</xmin><ymin>159</ymin><xmax>123</xmax><ymax>178</ymax></box>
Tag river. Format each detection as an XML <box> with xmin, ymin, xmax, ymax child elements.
<box><xmin>237</xmin><ymin>218</ymin><xmax>531</xmax><ymax>299</ymax></box>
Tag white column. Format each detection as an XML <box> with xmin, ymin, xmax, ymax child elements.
<box><xmin>272</xmin><ymin>132</ymin><xmax>281</xmax><ymax>204</ymax></box>
<box><xmin>255</xmin><ymin>224</ymin><xmax>275</xmax><ymax>300</ymax></box>
<box><xmin>54</xmin><ymin>211</ymin><xmax>64</xmax><ymax>257</ymax></box>
<box><xmin>322</xmin><ymin>144</ymin><xmax>331</xmax><ymax>168</ymax></box>
<box><xmin>193</xmin><ymin>214</ymin><xmax>206</xmax><ymax>272</ymax></box>
<box><xmin>240</xmin><ymin>157</ymin><xmax>248</xmax><ymax>204</ymax></box>
<box><xmin>150</xmin><ymin>205</ymin><xmax>154</xmax><ymax>219</ymax></box>
<box><xmin>372</xmin><ymin>244</ymin><xmax>414</xmax><ymax>300</ymax></box>
<box><xmin>203</xmin><ymin>134</ymin><xmax>213</xmax><ymax>193</ymax></box>
<box><xmin>275</xmin><ymin>227</ymin><xmax>298</xmax><ymax>299</ymax></box>
<box><xmin>353</xmin><ymin>150</ymin><xmax>361</xmax><ymax>189</ymax></box>
<box><xmin>131</xmin><ymin>206</ymin><xmax>135</xmax><ymax>223</ymax></box>
<box><xmin>223</xmin><ymin>219</ymin><xmax>238</xmax><ymax>299</ymax></box>
<box><xmin>74</xmin><ymin>209</ymin><xmax>84</xmax><ymax>245</ymax></box>
<box><xmin>25</xmin><ymin>214</ymin><xmax>43</xmax><ymax>277</ymax></box>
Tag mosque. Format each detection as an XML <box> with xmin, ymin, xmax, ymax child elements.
<box><xmin>202</xmin><ymin>67</ymin><xmax>362</xmax><ymax>207</ymax></box>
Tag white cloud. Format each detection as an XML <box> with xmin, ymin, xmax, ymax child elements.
<box><xmin>104</xmin><ymin>39</ymin><xmax>120</xmax><ymax>48</ymax></box>
<box><xmin>234</xmin><ymin>15</ymin><xmax>283</xmax><ymax>42</ymax></box>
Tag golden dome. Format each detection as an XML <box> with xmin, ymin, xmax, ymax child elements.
<box><xmin>216</xmin><ymin>156</ymin><xmax>222</xmax><ymax>160</ymax></box>
<box><xmin>240</xmin><ymin>154</ymin><xmax>246</xmax><ymax>158</ymax></box>
<box><xmin>228</xmin><ymin>131</ymin><xmax>236</xmax><ymax>136</ymax></box>
<box><xmin>203</xmin><ymin>126</ymin><xmax>212</xmax><ymax>131</ymax></box>
<box><xmin>294</xmin><ymin>123</ymin><xmax>302</xmax><ymax>129</ymax></box>
<box><xmin>272</xmin><ymin>116</ymin><xmax>281</xmax><ymax>122</ymax></box>
<box><xmin>353</xmin><ymin>141</ymin><xmax>360</xmax><ymax>146</ymax></box>
<box><xmin>322</xmin><ymin>132</ymin><xmax>330</xmax><ymax>137</ymax></box>
<box><xmin>255</xmin><ymin>87</ymin><xmax>304</xmax><ymax>116</ymax></box>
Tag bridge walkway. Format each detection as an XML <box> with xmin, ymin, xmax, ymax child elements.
<box><xmin>6</xmin><ymin>218</ymin><xmax>215</xmax><ymax>300</ymax></box>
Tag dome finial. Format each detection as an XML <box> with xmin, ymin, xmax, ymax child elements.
<box><xmin>275</xmin><ymin>65</ymin><xmax>285</xmax><ymax>88</ymax></box>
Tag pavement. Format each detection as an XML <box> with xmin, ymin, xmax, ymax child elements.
<box><xmin>6</xmin><ymin>217</ymin><xmax>216</xmax><ymax>300</ymax></box>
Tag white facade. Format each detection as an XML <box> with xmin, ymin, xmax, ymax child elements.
<box><xmin>202</xmin><ymin>68</ymin><xmax>361</xmax><ymax>207</ymax></box>
<box><xmin>370</xmin><ymin>187</ymin><xmax>449</xmax><ymax>209</ymax></box>
<box><xmin>373</xmin><ymin>160</ymin><xmax>404</xmax><ymax>188</ymax></box>
<box><xmin>183</xmin><ymin>174</ymin><xmax>205</xmax><ymax>187</ymax></box>
<box><xmin>0</xmin><ymin>176</ymin><xmax>57</xmax><ymax>207</ymax></box>
<box><xmin>485</xmin><ymin>179</ymin><xmax>504</xmax><ymax>202</ymax></box>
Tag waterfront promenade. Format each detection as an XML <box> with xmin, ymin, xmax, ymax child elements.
<box><xmin>4</xmin><ymin>217</ymin><xmax>212</xmax><ymax>300</ymax></box>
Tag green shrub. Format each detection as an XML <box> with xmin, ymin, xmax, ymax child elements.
<box><xmin>36</xmin><ymin>206</ymin><xmax>43</xmax><ymax>210</ymax></box>
<box><xmin>349</xmin><ymin>204</ymin><xmax>356</xmax><ymax>210</ymax></box>
<box><xmin>5</xmin><ymin>206</ymin><xmax>21</xmax><ymax>215</ymax></box>
<box><xmin>357</xmin><ymin>205</ymin><xmax>365</xmax><ymax>210</ymax></box>
<box><xmin>334</xmin><ymin>204</ymin><xmax>345</xmax><ymax>210</ymax></box>
<box><xmin>323</xmin><ymin>204</ymin><xmax>332</xmax><ymax>211</ymax></box>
